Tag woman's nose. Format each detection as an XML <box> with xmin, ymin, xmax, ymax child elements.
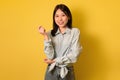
<box><xmin>58</xmin><ymin>17</ymin><xmax>62</xmax><ymax>21</ymax></box>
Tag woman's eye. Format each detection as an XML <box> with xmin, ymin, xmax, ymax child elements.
<box><xmin>55</xmin><ymin>15</ymin><xmax>59</xmax><ymax>17</ymax></box>
<box><xmin>62</xmin><ymin>15</ymin><xmax>65</xmax><ymax>16</ymax></box>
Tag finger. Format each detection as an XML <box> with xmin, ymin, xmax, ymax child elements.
<box><xmin>44</xmin><ymin>58</ymin><xmax>48</xmax><ymax>61</ymax></box>
<box><xmin>44</xmin><ymin>61</ymin><xmax>50</xmax><ymax>64</ymax></box>
<box><xmin>39</xmin><ymin>26</ymin><xmax>42</xmax><ymax>30</ymax></box>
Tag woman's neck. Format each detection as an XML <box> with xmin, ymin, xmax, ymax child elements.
<box><xmin>59</xmin><ymin>27</ymin><xmax>66</xmax><ymax>34</ymax></box>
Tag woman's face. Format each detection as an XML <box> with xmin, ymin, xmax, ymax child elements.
<box><xmin>55</xmin><ymin>9</ymin><xmax>69</xmax><ymax>28</ymax></box>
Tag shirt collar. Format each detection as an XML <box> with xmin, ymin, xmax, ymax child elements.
<box><xmin>55</xmin><ymin>27</ymin><xmax>71</xmax><ymax>35</ymax></box>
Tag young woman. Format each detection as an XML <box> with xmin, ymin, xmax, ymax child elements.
<box><xmin>39</xmin><ymin>4</ymin><xmax>82</xmax><ymax>80</ymax></box>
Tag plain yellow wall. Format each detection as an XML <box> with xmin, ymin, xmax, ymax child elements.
<box><xmin>0</xmin><ymin>0</ymin><xmax>120</xmax><ymax>80</ymax></box>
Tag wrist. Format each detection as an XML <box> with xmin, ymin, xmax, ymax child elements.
<box><xmin>43</xmin><ymin>33</ymin><xmax>47</xmax><ymax>37</ymax></box>
<box><xmin>44</xmin><ymin>33</ymin><xmax>49</xmax><ymax>40</ymax></box>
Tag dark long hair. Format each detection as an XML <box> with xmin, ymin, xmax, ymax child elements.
<box><xmin>51</xmin><ymin>4</ymin><xmax>72</xmax><ymax>37</ymax></box>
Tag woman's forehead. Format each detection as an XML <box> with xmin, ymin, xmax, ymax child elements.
<box><xmin>55</xmin><ymin>9</ymin><xmax>65</xmax><ymax>14</ymax></box>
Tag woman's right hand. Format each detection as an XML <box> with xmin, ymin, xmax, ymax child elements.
<box><xmin>38</xmin><ymin>26</ymin><xmax>49</xmax><ymax>40</ymax></box>
<box><xmin>38</xmin><ymin>26</ymin><xmax>46</xmax><ymax>35</ymax></box>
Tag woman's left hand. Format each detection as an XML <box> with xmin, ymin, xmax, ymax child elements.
<box><xmin>44</xmin><ymin>58</ymin><xmax>55</xmax><ymax>64</ymax></box>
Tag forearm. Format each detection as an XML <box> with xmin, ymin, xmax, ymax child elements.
<box><xmin>44</xmin><ymin>33</ymin><xmax>55</xmax><ymax>59</ymax></box>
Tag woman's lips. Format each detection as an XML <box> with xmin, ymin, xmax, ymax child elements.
<box><xmin>58</xmin><ymin>22</ymin><xmax>64</xmax><ymax>25</ymax></box>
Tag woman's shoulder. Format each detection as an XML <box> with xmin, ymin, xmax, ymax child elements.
<box><xmin>71</xmin><ymin>27</ymin><xmax>80</xmax><ymax>34</ymax></box>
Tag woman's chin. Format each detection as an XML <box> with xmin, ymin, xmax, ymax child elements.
<box><xmin>58</xmin><ymin>25</ymin><xmax>66</xmax><ymax>28</ymax></box>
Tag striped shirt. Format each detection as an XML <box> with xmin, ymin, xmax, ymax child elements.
<box><xmin>44</xmin><ymin>27</ymin><xmax>82</xmax><ymax>78</ymax></box>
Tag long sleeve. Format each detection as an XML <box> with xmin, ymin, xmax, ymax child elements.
<box><xmin>44</xmin><ymin>32</ymin><xmax>55</xmax><ymax>59</ymax></box>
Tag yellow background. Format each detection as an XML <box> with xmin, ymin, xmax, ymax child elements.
<box><xmin>0</xmin><ymin>0</ymin><xmax>120</xmax><ymax>80</ymax></box>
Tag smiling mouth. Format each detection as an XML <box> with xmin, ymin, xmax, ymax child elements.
<box><xmin>58</xmin><ymin>22</ymin><xmax>64</xmax><ymax>25</ymax></box>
